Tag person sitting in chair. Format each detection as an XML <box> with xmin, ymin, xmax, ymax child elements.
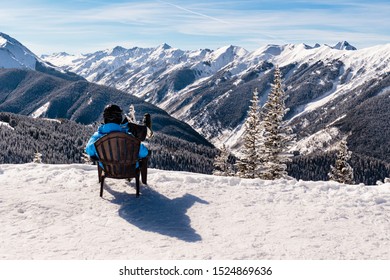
<box><xmin>85</xmin><ymin>104</ymin><xmax>150</xmax><ymax>161</ymax></box>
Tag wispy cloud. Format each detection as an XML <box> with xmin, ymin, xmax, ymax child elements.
<box><xmin>157</xmin><ymin>0</ymin><xmax>230</xmax><ymax>24</ymax></box>
<box><xmin>0</xmin><ymin>0</ymin><xmax>389</xmax><ymax>54</ymax></box>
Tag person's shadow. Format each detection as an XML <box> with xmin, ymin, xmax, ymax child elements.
<box><xmin>104</xmin><ymin>183</ymin><xmax>209</xmax><ymax>242</ymax></box>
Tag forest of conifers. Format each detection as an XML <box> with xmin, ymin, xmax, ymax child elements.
<box><xmin>1</xmin><ymin>112</ymin><xmax>389</xmax><ymax>185</ymax></box>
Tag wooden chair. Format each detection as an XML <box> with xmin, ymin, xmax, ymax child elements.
<box><xmin>94</xmin><ymin>132</ymin><xmax>147</xmax><ymax>198</ymax></box>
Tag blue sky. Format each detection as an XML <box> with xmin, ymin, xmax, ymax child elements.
<box><xmin>1</xmin><ymin>0</ymin><xmax>389</xmax><ymax>55</ymax></box>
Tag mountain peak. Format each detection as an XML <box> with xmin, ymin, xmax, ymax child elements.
<box><xmin>0</xmin><ymin>32</ymin><xmax>9</xmax><ymax>46</ymax></box>
<box><xmin>55</xmin><ymin>51</ymin><xmax>72</xmax><ymax>57</ymax></box>
<box><xmin>110</xmin><ymin>46</ymin><xmax>127</xmax><ymax>55</ymax></box>
<box><xmin>214</xmin><ymin>44</ymin><xmax>248</xmax><ymax>57</ymax></box>
<box><xmin>332</xmin><ymin>41</ymin><xmax>357</xmax><ymax>50</ymax></box>
<box><xmin>158</xmin><ymin>43</ymin><xmax>172</xmax><ymax>50</ymax></box>
<box><xmin>40</xmin><ymin>52</ymin><xmax>71</xmax><ymax>60</ymax></box>
<box><xmin>0</xmin><ymin>32</ymin><xmax>21</xmax><ymax>48</ymax></box>
<box><xmin>0</xmin><ymin>32</ymin><xmax>13</xmax><ymax>42</ymax></box>
<box><xmin>0</xmin><ymin>32</ymin><xmax>38</xmax><ymax>69</ymax></box>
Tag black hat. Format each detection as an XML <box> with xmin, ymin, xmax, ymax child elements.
<box><xmin>103</xmin><ymin>104</ymin><xmax>123</xmax><ymax>124</ymax></box>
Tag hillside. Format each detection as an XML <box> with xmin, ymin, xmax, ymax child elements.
<box><xmin>1</xmin><ymin>163</ymin><xmax>390</xmax><ymax>259</ymax></box>
<box><xmin>0</xmin><ymin>69</ymin><xmax>212</xmax><ymax>147</ymax></box>
<box><xmin>0</xmin><ymin>112</ymin><xmax>217</xmax><ymax>174</ymax></box>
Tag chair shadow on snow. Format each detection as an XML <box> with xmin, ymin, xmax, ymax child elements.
<box><xmin>104</xmin><ymin>182</ymin><xmax>209</xmax><ymax>243</ymax></box>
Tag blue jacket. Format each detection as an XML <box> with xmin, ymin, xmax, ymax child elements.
<box><xmin>85</xmin><ymin>123</ymin><xmax>149</xmax><ymax>159</ymax></box>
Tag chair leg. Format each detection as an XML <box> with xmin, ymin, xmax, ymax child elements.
<box><xmin>136</xmin><ymin>170</ymin><xmax>140</xmax><ymax>197</ymax></box>
<box><xmin>140</xmin><ymin>157</ymin><xmax>148</xmax><ymax>185</ymax></box>
<box><xmin>100</xmin><ymin>176</ymin><xmax>105</xmax><ymax>197</ymax></box>
<box><xmin>98</xmin><ymin>165</ymin><xmax>102</xmax><ymax>183</ymax></box>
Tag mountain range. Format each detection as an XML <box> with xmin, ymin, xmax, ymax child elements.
<box><xmin>1</xmin><ymin>32</ymin><xmax>390</xmax><ymax>182</ymax></box>
<box><xmin>0</xmin><ymin>32</ymin><xmax>82</xmax><ymax>82</ymax></box>
<box><xmin>42</xmin><ymin>39</ymin><xmax>390</xmax><ymax>161</ymax></box>
<box><xmin>0</xmin><ymin>33</ymin><xmax>212</xmax><ymax>148</ymax></box>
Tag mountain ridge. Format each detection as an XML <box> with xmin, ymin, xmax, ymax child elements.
<box><xmin>0</xmin><ymin>32</ymin><xmax>213</xmax><ymax>147</ymax></box>
<box><xmin>41</xmin><ymin>40</ymin><xmax>390</xmax><ymax>158</ymax></box>
<box><xmin>3</xmin><ymin>32</ymin><xmax>390</xmax><ymax>169</ymax></box>
<box><xmin>3</xmin><ymin>33</ymin><xmax>390</xmax><ymax>183</ymax></box>
<box><xmin>0</xmin><ymin>32</ymin><xmax>83</xmax><ymax>81</ymax></box>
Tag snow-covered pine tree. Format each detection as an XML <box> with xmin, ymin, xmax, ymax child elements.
<box><xmin>33</xmin><ymin>151</ymin><xmax>42</xmax><ymax>163</ymax></box>
<box><xmin>81</xmin><ymin>152</ymin><xmax>92</xmax><ymax>164</ymax></box>
<box><xmin>236</xmin><ymin>88</ymin><xmax>261</xmax><ymax>178</ymax></box>
<box><xmin>328</xmin><ymin>138</ymin><xmax>354</xmax><ymax>184</ymax></box>
<box><xmin>258</xmin><ymin>66</ymin><xmax>295</xmax><ymax>180</ymax></box>
<box><xmin>213</xmin><ymin>144</ymin><xmax>232</xmax><ymax>176</ymax></box>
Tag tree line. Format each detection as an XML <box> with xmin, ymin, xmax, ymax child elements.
<box><xmin>0</xmin><ymin>112</ymin><xmax>217</xmax><ymax>174</ymax></box>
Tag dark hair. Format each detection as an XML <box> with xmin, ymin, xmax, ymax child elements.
<box><xmin>103</xmin><ymin>104</ymin><xmax>123</xmax><ymax>124</ymax></box>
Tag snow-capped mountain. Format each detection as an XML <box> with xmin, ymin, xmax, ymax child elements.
<box><xmin>0</xmin><ymin>32</ymin><xmax>38</xmax><ymax>69</ymax></box>
<box><xmin>331</xmin><ymin>41</ymin><xmax>357</xmax><ymax>50</ymax></box>
<box><xmin>43</xmin><ymin>41</ymin><xmax>390</xmax><ymax>160</ymax></box>
<box><xmin>42</xmin><ymin>43</ymin><xmax>249</xmax><ymax>96</ymax></box>
<box><xmin>0</xmin><ymin>32</ymin><xmax>82</xmax><ymax>81</ymax></box>
<box><xmin>2</xmin><ymin>31</ymin><xmax>390</xmax><ymax>167</ymax></box>
<box><xmin>2</xmin><ymin>33</ymin><xmax>390</xmax><ymax>182</ymax></box>
<box><xmin>0</xmin><ymin>33</ymin><xmax>213</xmax><ymax>148</ymax></box>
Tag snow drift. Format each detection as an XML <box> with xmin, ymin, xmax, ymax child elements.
<box><xmin>1</xmin><ymin>163</ymin><xmax>390</xmax><ymax>259</ymax></box>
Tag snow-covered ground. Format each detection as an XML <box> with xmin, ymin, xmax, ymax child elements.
<box><xmin>0</xmin><ymin>121</ymin><xmax>14</xmax><ymax>130</ymax></box>
<box><xmin>1</xmin><ymin>163</ymin><xmax>390</xmax><ymax>260</ymax></box>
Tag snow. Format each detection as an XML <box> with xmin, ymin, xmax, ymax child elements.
<box><xmin>30</xmin><ymin>102</ymin><xmax>50</xmax><ymax>118</ymax></box>
<box><xmin>1</xmin><ymin>163</ymin><xmax>390</xmax><ymax>260</ymax></box>
<box><xmin>0</xmin><ymin>121</ymin><xmax>14</xmax><ymax>130</ymax></box>
<box><xmin>376</xmin><ymin>85</ymin><xmax>390</xmax><ymax>97</ymax></box>
<box><xmin>293</xmin><ymin>127</ymin><xmax>341</xmax><ymax>155</ymax></box>
<box><xmin>0</xmin><ymin>33</ymin><xmax>37</xmax><ymax>70</ymax></box>
<box><xmin>40</xmin><ymin>52</ymin><xmax>80</xmax><ymax>67</ymax></box>
<box><xmin>0</xmin><ymin>49</ymin><xmax>28</xmax><ymax>69</ymax></box>
<box><xmin>0</xmin><ymin>37</ymin><xmax>7</xmax><ymax>47</ymax></box>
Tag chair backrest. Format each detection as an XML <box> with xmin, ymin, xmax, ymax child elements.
<box><xmin>94</xmin><ymin>132</ymin><xmax>141</xmax><ymax>179</ymax></box>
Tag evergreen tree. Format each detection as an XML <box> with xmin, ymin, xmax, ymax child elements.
<box><xmin>213</xmin><ymin>144</ymin><xmax>232</xmax><ymax>176</ymax></box>
<box><xmin>236</xmin><ymin>88</ymin><xmax>261</xmax><ymax>178</ymax></box>
<box><xmin>258</xmin><ymin>66</ymin><xmax>295</xmax><ymax>180</ymax></box>
<box><xmin>81</xmin><ymin>152</ymin><xmax>92</xmax><ymax>164</ymax></box>
<box><xmin>328</xmin><ymin>138</ymin><xmax>354</xmax><ymax>184</ymax></box>
<box><xmin>33</xmin><ymin>151</ymin><xmax>43</xmax><ymax>163</ymax></box>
